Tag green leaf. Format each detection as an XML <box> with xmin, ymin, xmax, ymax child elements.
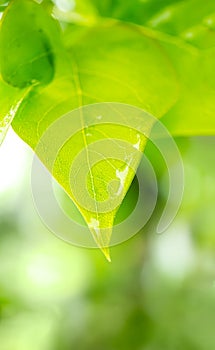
<box><xmin>1</xmin><ymin>18</ymin><xmax>177</xmax><ymax>259</ymax></box>
<box><xmin>0</xmin><ymin>0</ymin><xmax>65</xmax><ymax>144</ymax></box>
<box><xmin>0</xmin><ymin>0</ymin><xmax>56</xmax><ymax>88</ymax></box>
<box><xmin>58</xmin><ymin>0</ymin><xmax>215</xmax><ymax>135</ymax></box>
<box><xmin>142</xmin><ymin>0</ymin><xmax>215</xmax><ymax>135</ymax></box>
<box><xmin>120</xmin><ymin>0</ymin><xmax>215</xmax><ymax>135</ymax></box>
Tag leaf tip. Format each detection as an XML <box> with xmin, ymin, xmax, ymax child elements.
<box><xmin>101</xmin><ymin>247</ymin><xmax>111</xmax><ymax>262</ymax></box>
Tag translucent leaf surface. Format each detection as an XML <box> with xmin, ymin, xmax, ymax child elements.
<box><xmin>0</xmin><ymin>2</ymin><xmax>177</xmax><ymax>259</ymax></box>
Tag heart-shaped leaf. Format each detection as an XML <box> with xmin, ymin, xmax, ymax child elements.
<box><xmin>0</xmin><ymin>1</ymin><xmax>178</xmax><ymax>260</ymax></box>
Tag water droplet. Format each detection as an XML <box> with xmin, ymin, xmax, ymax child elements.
<box><xmin>116</xmin><ymin>165</ymin><xmax>130</xmax><ymax>196</ymax></box>
<box><xmin>88</xmin><ymin>218</ymin><xmax>111</xmax><ymax>262</ymax></box>
<box><xmin>89</xmin><ymin>218</ymin><xmax>100</xmax><ymax>236</ymax></box>
<box><xmin>150</xmin><ymin>10</ymin><xmax>172</xmax><ymax>27</ymax></box>
<box><xmin>184</xmin><ymin>31</ymin><xmax>194</xmax><ymax>40</ymax></box>
<box><xmin>133</xmin><ymin>134</ymin><xmax>141</xmax><ymax>150</ymax></box>
<box><xmin>204</xmin><ymin>18</ymin><xmax>214</xmax><ymax>28</ymax></box>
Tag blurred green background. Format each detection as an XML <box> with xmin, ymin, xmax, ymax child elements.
<box><xmin>0</xmin><ymin>129</ymin><xmax>214</xmax><ymax>350</ymax></box>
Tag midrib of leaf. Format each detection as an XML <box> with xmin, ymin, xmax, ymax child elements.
<box><xmin>69</xmin><ymin>50</ymin><xmax>112</xmax><ymax>261</ymax></box>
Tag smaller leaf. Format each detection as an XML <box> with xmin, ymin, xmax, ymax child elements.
<box><xmin>0</xmin><ymin>0</ymin><xmax>55</xmax><ymax>88</ymax></box>
<box><xmin>0</xmin><ymin>0</ymin><xmax>64</xmax><ymax>144</ymax></box>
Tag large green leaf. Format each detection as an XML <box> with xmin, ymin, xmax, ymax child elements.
<box><xmin>13</xmin><ymin>23</ymin><xmax>177</xmax><ymax>259</ymax></box>
<box><xmin>2</xmin><ymin>0</ymin><xmax>214</xmax><ymax>259</ymax></box>
<box><xmin>0</xmin><ymin>1</ymin><xmax>177</xmax><ymax>260</ymax></box>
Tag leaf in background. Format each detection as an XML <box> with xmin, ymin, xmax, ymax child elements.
<box><xmin>88</xmin><ymin>0</ymin><xmax>181</xmax><ymax>24</ymax></box>
<box><xmin>0</xmin><ymin>0</ymin><xmax>64</xmax><ymax>143</ymax></box>
<box><xmin>143</xmin><ymin>0</ymin><xmax>215</xmax><ymax>135</ymax></box>
<box><xmin>58</xmin><ymin>0</ymin><xmax>215</xmax><ymax>135</ymax></box>
<box><xmin>0</xmin><ymin>0</ymin><xmax>55</xmax><ymax>88</ymax></box>
<box><xmin>9</xmin><ymin>21</ymin><xmax>177</xmax><ymax>259</ymax></box>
